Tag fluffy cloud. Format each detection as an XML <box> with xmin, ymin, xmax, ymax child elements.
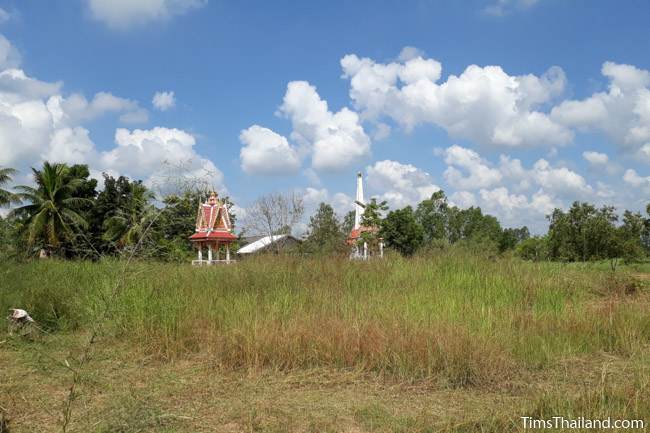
<box><xmin>478</xmin><ymin>187</ymin><xmax>557</xmax><ymax>226</ymax></box>
<box><xmin>301</xmin><ymin>187</ymin><xmax>353</xmax><ymax>218</ymax></box>
<box><xmin>437</xmin><ymin>144</ymin><xmax>595</xmax><ymax>199</ymax></box>
<box><xmin>85</xmin><ymin>0</ymin><xmax>206</xmax><ymax>30</ymax></box>
<box><xmin>341</xmin><ymin>52</ymin><xmax>571</xmax><ymax>148</ymax></box>
<box><xmin>623</xmin><ymin>169</ymin><xmax>650</xmax><ymax>193</ymax></box>
<box><xmin>48</xmin><ymin>91</ymin><xmax>148</xmax><ymax>125</ymax></box>
<box><xmin>366</xmin><ymin>160</ymin><xmax>439</xmax><ymax>208</ymax></box>
<box><xmin>582</xmin><ymin>150</ymin><xmax>609</xmax><ymax>165</ymax></box>
<box><xmin>99</xmin><ymin>127</ymin><xmax>223</xmax><ymax>190</ymax></box>
<box><xmin>439</xmin><ymin>145</ymin><xmax>503</xmax><ymax>189</ymax></box>
<box><xmin>239</xmin><ymin>125</ymin><xmax>301</xmax><ymax>175</ymax></box>
<box><xmin>279</xmin><ymin>81</ymin><xmax>371</xmax><ymax>171</ymax></box>
<box><xmin>152</xmin><ymin>90</ymin><xmax>175</xmax><ymax>111</ymax></box>
<box><xmin>551</xmin><ymin>62</ymin><xmax>650</xmax><ymax>155</ymax></box>
<box><xmin>44</xmin><ymin>127</ymin><xmax>97</xmax><ymax>165</ymax></box>
<box><xmin>241</xmin><ymin>81</ymin><xmax>371</xmax><ymax>173</ymax></box>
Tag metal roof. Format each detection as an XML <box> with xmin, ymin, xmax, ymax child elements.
<box><xmin>237</xmin><ymin>234</ymin><xmax>289</xmax><ymax>254</ymax></box>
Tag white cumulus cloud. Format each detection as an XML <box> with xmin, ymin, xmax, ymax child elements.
<box><xmin>241</xmin><ymin>80</ymin><xmax>371</xmax><ymax>173</ymax></box>
<box><xmin>341</xmin><ymin>51</ymin><xmax>571</xmax><ymax>148</ymax></box>
<box><xmin>152</xmin><ymin>90</ymin><xmax>175</xmax><ymax>111</ymax></box>
<box><xmin>366</xmin><ymin>160</ymin><xmax>439</xmax><ymax>208</ymax></box>
<box><xmin>552</xmin><ymin>62</ymin><xmax>650</xmax><ymax>156</ymax></box>
<box><xmin>239</xmin><ymin>125</ymin><xmax>301</xmax><ymax>175</ymax></box>
<box><xmin>440</xmin><ymin>145</ymin><xmax>503</xmax><ymax>189</ymax></box>
<box><xmin>582</xmin><ymin>151</ymin><xmax>609</xmax><ymax>165</ymax></box>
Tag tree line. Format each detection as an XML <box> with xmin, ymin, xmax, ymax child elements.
<box><xmin>0</xmin><ymin>162</ymin><xmax>225</xmax><ymax>260</ymax></box>
<box><xmin>1</xmin><ymin>162</ymin><xmax>649</xmax><ymax>263</ymax></box>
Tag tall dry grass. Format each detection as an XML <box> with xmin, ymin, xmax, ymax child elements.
<box><xmin>2</xmin><ymin>251</ymin><xmax>649</xmax><ymax>387</ymax></box>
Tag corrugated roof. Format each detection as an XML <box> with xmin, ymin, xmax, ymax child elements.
<box><xmin>237</xmin><ymin>234</ymin><xmax>288</xmax><ymax>254</ymax></box>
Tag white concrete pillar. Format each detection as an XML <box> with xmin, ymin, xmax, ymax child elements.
<box><xmin>380</xmin><ymin>241</ymin><xmax>384</xmax><ymax>258</ymax></box>
<box><xmin>226</xmin><ymin>244</ymin><xmax>230</xmax><ymax>262</ymax></box>
<box><xmin>363</xmin><ymin>242</ymin><xmax>368</xmax><ymax>260</ymax></box>
<box><xmin>198</xmin><ymin>244</ymin><xmax>203</xmax><ymax>262</ymax></box>
<box><xmin>208</xmin><ymin>244</ymin><xmax>213</xmax><ymax>263</ymax></box>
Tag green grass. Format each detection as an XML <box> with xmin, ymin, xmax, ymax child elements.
<box><xmin>1</xmin><ymin>251</ymin><xmax>649</xmax><ymax>432</ymax></box>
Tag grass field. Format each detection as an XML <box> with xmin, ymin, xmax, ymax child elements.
<box><xmin>1</xmin><ymin>252</ymin><xmax>649</xmax><ymax>432</ymax></box>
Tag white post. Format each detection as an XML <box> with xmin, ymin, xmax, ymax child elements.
<box><xmin>198</xmin><ymin>244</ymin><xmax>203</xmax><ymax>262</ymax></box>
<box><xmin>380</xmin><ymin>241</ymin><xmax>384</xmax><ymax>258</ymax></box>
<box><xmin>226</xmin><ymin>244</ymin><xmax>230</xmax><ymax>263</ymax></box>
<box><xmin>208</xmin><ymin>244</ymin><xmax>213</xmax><ymax>264</ymax></box>
<box><xmin>363</xmin><ymin>242</ymin><xmax>368</xmax><ymax>260</ymax></box>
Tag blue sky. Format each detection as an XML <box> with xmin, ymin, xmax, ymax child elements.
<box><xmin>0</xmin><ymin>0</ymin><xmax>649</xmax><ymax>232</ymax></box>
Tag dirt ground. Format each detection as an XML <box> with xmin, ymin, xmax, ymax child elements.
<box><xmin>2</xmin><ymin>332</ymin><xmax>647</xmax><ymax>433</ymax></box>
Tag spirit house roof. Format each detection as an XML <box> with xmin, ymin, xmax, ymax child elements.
<box><xmin>189</xmin><ymin>192</ymin><xmax>237</xmax><ymax>242</ymax></box>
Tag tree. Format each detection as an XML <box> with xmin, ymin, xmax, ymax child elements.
<box><xmin>547</xmin><ymin>202</ymin><xmax>620</xmax><ymax>262</ymax></box>
<box><xmin>245</xmin><ymin>192</ymin><xmax>304</xmax><ymax>252</ymax></box>
<box><xmin>13</xmin><ymin>162</ymin><xmax>92</xmax><ymax>256</ymax></box>
<box><xmin>358</xmin><ymin>198</ymin><xmax>388</xmax><ymax>251</ymax></box>
<box><xmin>102</xmin><ymin>181</ymin><xmax>156</xmax><ymax>248</ymax></box>
<box><xmin>446</xmin><ymin>206</ymin><xmax>502</xmax><ymax>245</ymax></box>
<box><xmin>516</xmin><ymin>236</ymin><xmax>549</xmax><ymax>261</ymax></box>
<box><xmin>341</xmin><ymin>210</ymin><xmax>355</xmax><ymax>237</ymax></box>
<box><xmin>381</xmin><ymin>206</ymin><xmax>424</xmax><ymax>256</ymax></box>
<box><xmin>614</xmin><ymin>210</ymin><xmax>647</xmax><ymax>265</ymax></box>
<box><xmin>303</xmin><ymin>203</ymin><xmax>345</xmax><ymax>255</ymax></box>
<box><xmin>0</xmin><ymin>166</ymin><xmax>19</xmax><ymax>206</ymax></box>
<box><xmin>499</xmin><ymin>226</ymin><xmax>530</xmax><ymax>252</ymax></box>
<box><xmin>415</xmin><ymin>190</ymin><xmax>449</xmax><ymax>242</ymax></box>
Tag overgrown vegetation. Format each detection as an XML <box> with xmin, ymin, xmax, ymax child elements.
<box><xmin>1</xmin><ymin>253</ymin><xmax>649</xmax><ymax>432</ymax></box>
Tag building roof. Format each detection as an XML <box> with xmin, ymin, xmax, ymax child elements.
<box><xmin>190</xmin><ymin>191</ymin><xmax>236</xmax><ymax>242</ymax></box>
<box><xmin>237</xmin><ymin>234</ymin><xmax>293</xmax><ymax>254</ymax></box>
<box><xmin>347</xmin><ymin>226</ymin><xmax>379</xmax><ymax>244</ymax></box>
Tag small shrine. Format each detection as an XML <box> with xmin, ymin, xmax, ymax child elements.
<box><xmin>189</xmin><ymin>191</ymin><xmax>237</xmax><ymax>265</ymax></box>
<box><xmin>347</xmin><ymin>172</ymin><xmax>384</xmax><ymax>260</ymax></box>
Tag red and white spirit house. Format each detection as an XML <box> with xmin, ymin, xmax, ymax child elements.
<box><xmin>189</xmin><ymin>191</ymin><xmax>237</xmax><ymax>265</ymax></box>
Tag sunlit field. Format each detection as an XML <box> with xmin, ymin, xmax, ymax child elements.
<box><xmin>2</xmin><ymin>252</ymin><xmax>650</xmax><ymax>432</ymax></box>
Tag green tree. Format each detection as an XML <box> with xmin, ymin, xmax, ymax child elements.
<box><xmin>516</xmin><ymin>236</ymin><xmax>549</xmax><ymax>261</ymax></box>
<box><xmin>447</xmin><ymin>206</ymin><xmax>502</xmax><ymax>245</ymax></box>
<box><xmin>381</xmin><ymin>206</ymin><xmax>424</xmax><ymax>256</ymax></box>
<box><xmin>0</xmin><ymin>166</ymin><xmax>20</xmax><ymax>206</ymax></box>
<box><xmin>547</xmin><ymin>202</ymin><xmax>619</xmax><ymax>262</ymax></box>
<box><xmin>415</xmin><ymin>190</ymin><xmax>449</xmax><ymax>243</ymax></box>
<box><xmin>614</xmin><ymin>210</ymin><xmax>647</xmax><ymax>265</ymax></box>
<box><xmin>13</xmin><ymin>162</ymin><xmax>92</xmax><ymax>256</ymax></box>
<box><xmin>499</xmin><ymin>226</ymin><xmax>530</xmax><ymax>252</ymax></box>
<box><xmin>102</xmin><ymin>180</ymin><xmax>156</xmax><ymax>248</ymax></box>
<box><xmin>341</xmin><ymin>210</ymin><xmax>355</xmax><ymax>237</ymax></box>
<box><xmin>304</xmin><ymin>203</ymin><xmax>345</xmax><ymax>255</ymax></box>
<box><xmin>359</xmin><ymin>198</ymin><xmax>388</xmax><ymax>248</ymax></box>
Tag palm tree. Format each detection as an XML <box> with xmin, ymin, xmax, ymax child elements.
<box><xmin>13</xmin><ymin>162</ymin><xmax>92</xmax><ymax>252</ymax></box>
<box><xmin>0</xmin><ymin>166</ymin><xmax>20</xmax><ymax>207</ymax></box>
<box><xmin>102</xmin><ymin>182</ymin><xmax>156</xmax><ymax>247</ymax></box>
